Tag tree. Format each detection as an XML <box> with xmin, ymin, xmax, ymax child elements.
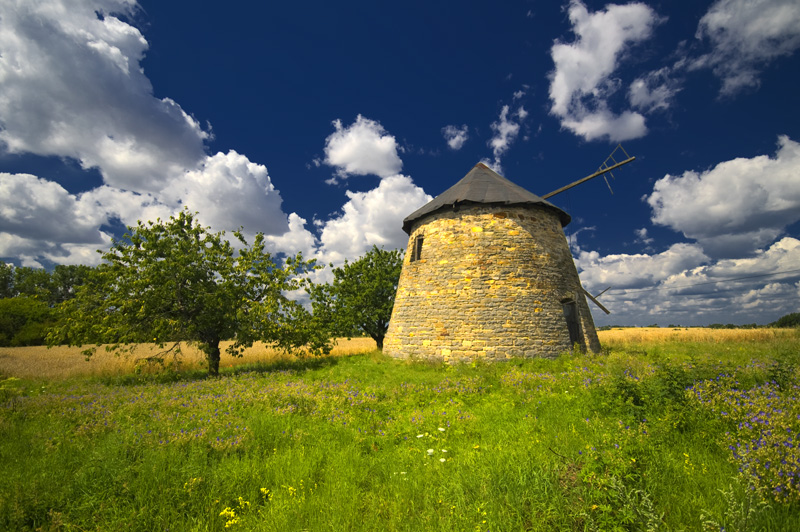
<box><xmin>49</xmin><ymin>211</ymin><xmax>331</xmax><ymax>376</ymax></box>
<box><xmin>12</xmin><ymin>266</ymin><xmax>53</xmax><ymax>302</ymax></box>
<box><xmin>772</xmin><ymin>312</ymin><xmax>800</xmax><ymax>328</ymax></box>
<box><xmin>311</xmin><ymin>246</ymin><xmax>402</xmax><ymax>350</ymax></box>
<box><xmin>50</xmin><ymin>265</ymin><xmax>94</xmax><ymax>305</ymax></box>
<box><xmin>0</xmin><ymin>262</ymin><xmax>13</xmax><ymax>299</ymax></box>
<box><xmin>0</xmin><ymin>297</ymin><xmax>54</xmax><ymax>346</ymax></box>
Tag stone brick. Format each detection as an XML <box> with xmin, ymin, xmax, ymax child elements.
<box><xmin>384</xmin><ymin>204</ymin><xmax>601</xmax><ymax>362</ymax></box>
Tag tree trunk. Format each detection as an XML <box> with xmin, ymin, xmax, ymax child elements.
<box><xmin>373</xmin><ymin>334</ymin><xmax>384</xmax><ymax>351</ymax></box>
<box><xmin>205</xmin><ymin>339</ymin><xmax>221</xmax><ymax>376</ymax></box>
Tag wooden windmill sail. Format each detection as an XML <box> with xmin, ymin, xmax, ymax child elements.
<box><xmin>384</xmin><ymin>148</ymin><xmax>633</xmax><ymax>362</ymax></box>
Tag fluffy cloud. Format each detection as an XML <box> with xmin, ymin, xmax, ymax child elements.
<box><xmin>646</xmin><ymin>136</ymin><xmax>800</xmax><ymax>257</ymax></box>
<box><xmin>0</xmin><ymin>149</ymin><xmax>293</xmax><ymax>266</ymax></box>
<box><xmin>161</xmin><ymin>151</ymin><xmax>289</xmax><ymax>239</ymax></box>
<box><xmin>633</xmin><ymin>227</ymin><xmax>654</xmax><ymax>246</ymax></box>
<box><xmin>0</xmin><ymin>0</ymin><xmax>210</xmax><ymax>191</ymax></box>
<box><xmin>442</xmin><ymin>124</ymin><xmax>469</xmax><ymax>150</ymax></box>
<box><xmin>628</xmin><ymin>67</ymin><xmax>679</xmax><ymax>112</ymax></box>
<box><xmin>78</xmin><ymin>186</ymin><xmax>172</xmax><ymax>229</ymax></box>
<box><xmin>264</xmin><ymin>213</ymin><xmax>318</xmax><ymax>260</ymax></box>
<box><xmin>482</xmin><ymin>106</ymin><xmax>526</xmax><ymax>173</ymax></box>
<box><xmin>548</xmin><ymin>0</ymin><xmax>659</xmax><ymax>142</ymax></box>
<box><xmin>0</xmin><ymin>1</ymin><xmax>300</xmax><ymax>266</ymax></box>
<box><xmin>316</xmin><ymin>174</ymin><xmax>431</xmax><ymax>265</ymax></box>
<box><xmin>693</xmin><ymin>0</ymin><xmax>800</xmax><ymax>96</ymax></box>
<box><xmin>0</xmin><ymin>172</ymin><xmax>123</xmax><ymax>267</ymax></box>
<box><xmin>0</xmin><ymin>173</ymin><xmax>105</xmax><ymax>244</ymax></box>
<box><xmin>578</xmin><ymin>238</ymin><xmax>800</xmax><ymax>326</ymax></box>
<box><xmin>323</xmin><ymin>115</ymin><xmax>403</xmax><ymax>179</ymax></box>
<box><xmin>577</xmin><ymin>242</ymin><xmax>709</xmax><ymax>291</ymax></box>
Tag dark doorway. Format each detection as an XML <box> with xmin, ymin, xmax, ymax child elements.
<box><xmin>562</xmin><ymin>300</ymin><xmax>580</xmax><ymax>346</ymax></box>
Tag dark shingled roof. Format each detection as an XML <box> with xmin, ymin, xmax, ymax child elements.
<box><xmin>402</xmin><ymin>162</ymin><xmax>571</xmax><ymax>234</ymax></box>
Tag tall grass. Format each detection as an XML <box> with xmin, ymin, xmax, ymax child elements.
<box><xmin>1</xmin><ymin>330</ymin><xmax>798</xmax><ymax>531</ymax></box>
<box><xmin>0</xmin><ymin>338</ymin><xmax>376</xmax><ymax>380</ymax></box>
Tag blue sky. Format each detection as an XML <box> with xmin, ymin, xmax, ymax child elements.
<box><xmin>1</xmin><ymin>0</ymin><xmax>799</xmax><ymax>326</ymax></box>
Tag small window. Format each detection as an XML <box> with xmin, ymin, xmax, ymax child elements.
<box><xmin>410</xmin><ymin>235</ymin><xmax>424</xmax><ymax>262</ymax></box>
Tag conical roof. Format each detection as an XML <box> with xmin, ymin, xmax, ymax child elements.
<box><xmin>402</xmin><ymin>162</ymin><xmax>570</xmax><ymax>233</ymax></box>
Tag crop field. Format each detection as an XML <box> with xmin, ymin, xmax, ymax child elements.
<box><xmin>0</xmin><ymin>338</ymin><xmax>377</xmax><ymax>380</ymax></box>
<box><xmin>1</xmin><ymin>328</ymin><xmax>799</xmax><ymax>531</ymax></box>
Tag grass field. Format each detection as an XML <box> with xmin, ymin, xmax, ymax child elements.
<box><xmin>1</xmin><ymin>328</ymin><xmax>799</xmax><ymax>531</ymax></box>
<box><xmin>0</xmin><ymin>338</ymin><xmax>377</xmax><ymax>380</ymax></box>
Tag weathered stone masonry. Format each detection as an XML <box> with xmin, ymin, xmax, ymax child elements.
<box><xmin>384</xmin><ymin>204</ymin><xmax>601</xmax><ymax>362</ymax></box>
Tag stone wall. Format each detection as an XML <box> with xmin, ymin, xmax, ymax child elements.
<box><xmin>384</xmin><ymin>204</ymin><xmax>601</xmax><ymax>362</ymax></box>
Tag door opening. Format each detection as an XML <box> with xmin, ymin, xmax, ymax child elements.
<box><xmin>562</xmin><ymin>299</ymin><xmax>581</xmax><ymax>346</ymax></box>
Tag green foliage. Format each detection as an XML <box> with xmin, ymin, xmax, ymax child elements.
<box><xmin>310</xmin><ymin>246</ymin><xmax>402</xmax><ymax>350</ymax></box>
<box><xmin>12</xmin><ymin>266</ymin><xmax>53</xmax><ymax>302</ymax></box>
<box><xmin>0</xmin><ymin>262</ymin><xmax>13</xmax><ymax>298</ymax></box>
<box><xmin>49</xmin><ymin>265</ymin><xmax>93</xmax><ymax>305</ymax></box>
<box><xmin>0</xmin><ymin>297</ymin><xmax>55</xmax><ymax>346</ymax></box>
<box><xmin>0</xmin><ymin>263</ymin><xmax>93</xmax><ymax>305</ymax></box>
<box><xmin>579</xmin><ymin>474</ymin><xmax>664</xmax><ymax>531</ymax></box>
<box><xmin>772</xmin><ymin>312</ymin><xmax>800</xmax><ymax>328</ymax></box>
<box><xmin>48</xmin><ymin>210</ymin><xmax>331</xmax><ymax>375</ymax></box>
<box><xmin>701</xmin><ymin>477</ymin><xmax>771</xmax><ymax>532</ymax></box>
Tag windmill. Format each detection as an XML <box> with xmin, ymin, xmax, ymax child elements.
<box><xmin>384</xmin><ymin>147</ymin><xmax>634</xmax><ymax>362</ymax></box>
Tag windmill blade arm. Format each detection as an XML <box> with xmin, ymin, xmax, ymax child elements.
<box><xmin>582</xmin><ymin>287</ymin><xmax>611</xmax><ymax>314</ymax></box>
<box><xmin>542</xmin><ymin>156</ymin><xmax>635</xmax><ymax>199</ymax></box>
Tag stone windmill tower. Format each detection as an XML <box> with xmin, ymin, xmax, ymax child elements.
<box><xmin>384</xmin><ymin>162</ymin><xmax>607</xmax><ymax>362</ymax></box>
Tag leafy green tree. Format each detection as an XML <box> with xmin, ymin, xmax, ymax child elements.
<box><xmin>773</xmin><ymin>312</ymin><xmax>800</xmax><ymax>328</ymax></box>
<box><xmin>13</xmin><ymin>266</ymin><xmax>53</xmax><ymax>302</ymax></box>
<box><xmin>0</xmin><ymin>262</ymin><xmax>13</xmax><ymax>299</ymax></box>
<box><xmin>310</xmin><ymin>246</ymin><xmax>402</xmax><ymax>350</ymax></box>
<box><xmin>49</xmin><ymin>210</ymin><xmax>331</xmax><ymax>376</ymax></box>
<box><xmin>0</xmin><ymin>297</ymin><xmax>54</xmax><ymax>346</ymax></box>
<box><xmin>51</xmin><ymin>265</ymin><xmax>94</xmax><ymax>305</ymax></box>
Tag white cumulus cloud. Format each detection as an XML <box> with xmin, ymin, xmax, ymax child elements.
<box><xmin>323</xmin><ymin>115</ymin><xmax>403</xmax><ymax>179</ymax></box>
<box><xmin>161</xmin><ymin>150</ymin><xmax>289</xmax><ymax>239</ymax></box>
<box><xmin>442</xmin><ymin>125</ymin><xmax>469</xmax><ymax>150</ymax></box>
<box><xmin>693</xmin><ymin>0</ymin><xmax>800</xmax><ymax>96</ymax></box>
<box><xmin>316</xmin><ymin>174</ymin><xmax>431</xmax><ymax>266</ymax></box>
<box><xmin>578</xmin><ymin>238</ymin><xmax>800</xmax><ymax>326</ymax></box>
<box><xmin>628</xmin><ymin>67</ymin><xmax>680</xmax><ymax>112</ymax></box>
<box><xmin>646</xmin><ymin>136</ymin><xmax>800</xmax><ymax>258</ymax></box>
<box><xmin>548</xmin><ymin>0</ymin><xmax>660</xmax><ymax>142</ymax></box>
<box><xmin>0</xmin><ymin>0</ymin><xmax>301</xmax><ymax>266</ymax></box>
<box><xmin>577</xmin><ymin>242</ymin><xmax>709</xmax><ymax>291</ymax></box>
<box><xmin>0</xmin><ymin>0</ymin><xmax>210</xmax><ymax>192</ymax></box>
<box><xmin>484</xmin><ymin>105</ymin><xmax>526</xmax><ymax>173</ymax></box>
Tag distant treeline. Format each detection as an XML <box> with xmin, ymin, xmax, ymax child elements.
<box><xmin>598</xmin><ymin>313</ymin><xmax>800</xmax><ymax>330</ymax></box>
<box><xmin>0</xmin><ymin>264</ymin><xmax>93</xmax><ymax>346</ymax></box>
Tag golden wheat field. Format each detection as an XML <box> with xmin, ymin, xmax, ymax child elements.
<box><xmin>0</xmin><ymin>338</ymin><xmax>377</xmax><ymax>380</ymax></box>
<box><xmin>2</xmin><ymin>328</ymin><xmax>797</xmax><ymax>380</ymax></box>
<box><xmin>597</xmin><ymin>326</ymin><xmax>798</xmax><ymax>346</ymax></box>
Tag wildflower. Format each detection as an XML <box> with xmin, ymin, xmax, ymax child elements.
<box><xmin>417</xmin><ymin>434</ymin><xmax>424</xmax><ymax>438</ymax></box>
<box><xmin>440</xmin><ymin>458</ymin><xmax>446</xmax><ymax>462</ymax></box>
<box><xmin>438</xmin><ymin>427</ymin><xmax>445</xmax><ymax>432</ymax></box>
<box><xmin>427</xmin><ymin>449</ymin><xmax>435</xmax><ymax>455</ymax></box>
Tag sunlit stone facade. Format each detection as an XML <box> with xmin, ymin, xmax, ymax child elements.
<box><xmin>384</xmin><ymin>192</ymin><xmax>601</xmax><ymax>362</ymax></box>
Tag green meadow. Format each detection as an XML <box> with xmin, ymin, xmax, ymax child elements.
<box><xmin>1</xmin><ymin>329</ymin><xmax>799</xmax><ymax>531</ymax></box>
